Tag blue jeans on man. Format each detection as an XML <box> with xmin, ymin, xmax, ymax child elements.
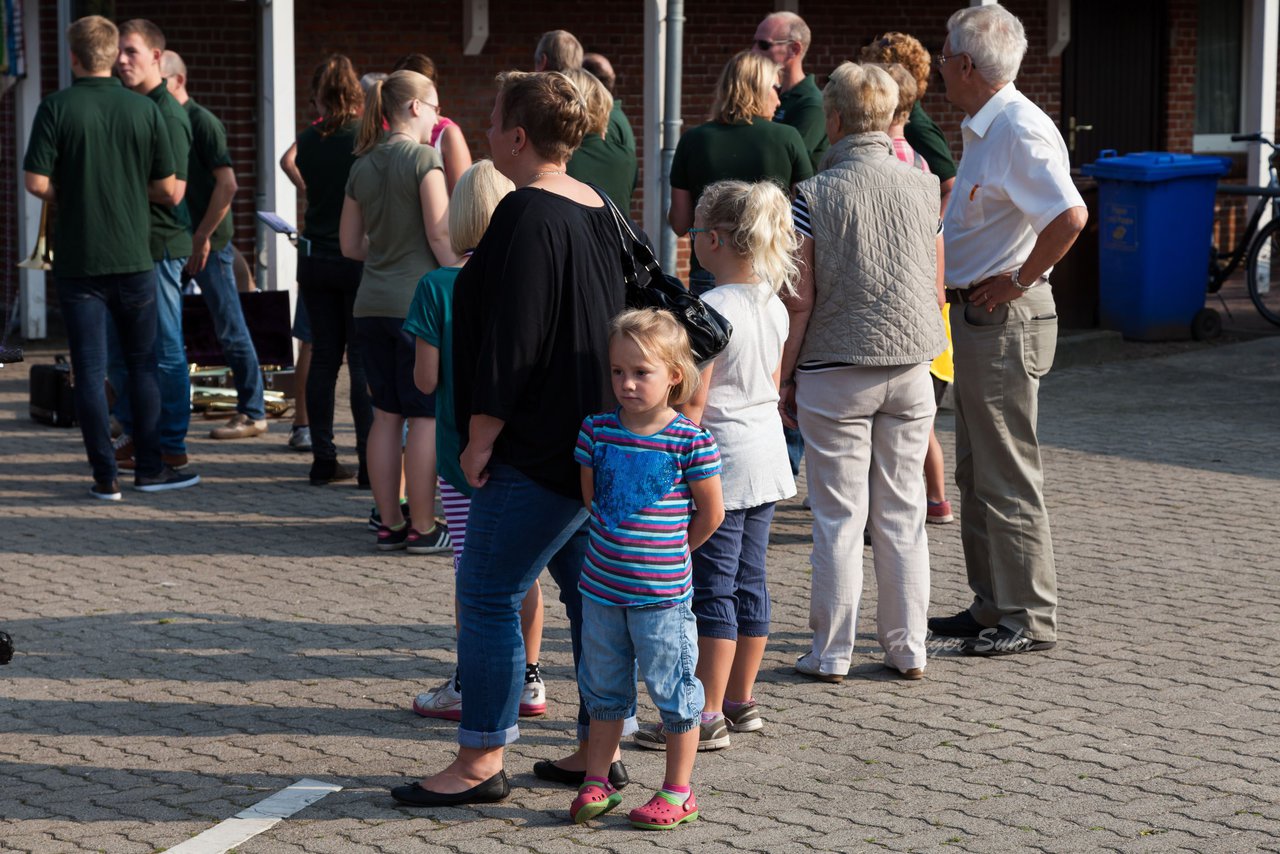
<box><xmin>196</xmin><ymin>243</ymin><xmax>265</xmax><ymax>420</ymax></box>
<box><xmin>56</xmin><ymin>271</ymin><xmax>163</xmax><ymax>483</ymax></box>
<box><xmin>109</xmin><ymin>252</ymin><xmax>191</xmax><ymax>455</ymax></box>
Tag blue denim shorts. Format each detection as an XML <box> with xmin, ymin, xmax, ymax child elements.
<box><xmin>355</xmin><ymin>316</ymin><xmax>435</xmax><ymax>417</ymax></box>
<box><xmin>692</xmin><ymin>502</ymin><xmax>775</xmax><ymax>640</ymax></box>
<box><xmin>578</xmin><ymin>597</ymin><xmax>704</xmax><ymax>734</ymax></box>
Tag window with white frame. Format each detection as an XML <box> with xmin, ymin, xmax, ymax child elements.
<box><xmin>1194</xmin><ymin>0</ymin><xmax>1245</xmax><ymax>152</ymax></box>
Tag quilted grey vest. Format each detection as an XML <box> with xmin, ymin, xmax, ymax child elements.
<box><xmin>798</xmin><ymin>132</ymin><xmax>947</xmax><ymax>367</ymax></box>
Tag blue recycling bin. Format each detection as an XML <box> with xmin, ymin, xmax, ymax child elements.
<box><xmin>1081</xmin><ymin>151</ymin><xmax>1230</xmax><ymax>340</ymax></box>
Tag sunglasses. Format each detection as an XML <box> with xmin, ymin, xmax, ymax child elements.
<box><xmin>755</xmin><ymin>38</ymin><xmax>792</xmax><ymax>51</ymax></box>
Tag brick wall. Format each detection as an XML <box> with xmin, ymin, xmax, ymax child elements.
<box><xmin>0</xmin><ymin>0</ymin><xmax>1243</xmax><ymax>334</ymax></box>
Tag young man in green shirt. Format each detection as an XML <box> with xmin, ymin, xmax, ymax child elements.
<box><xmin>753</xmin><ymin>11</ymin><xmax>828</xmax><ymax>172</ymax></box>
<box><xmin>162</xmin><ymin>50</ymin><xmax>268</xmax><ymax>441</ymax></box>
<box><xmin>22</xmin><ymin>15</ymin><xmax>197</xmax><ymax>497</ymax></box>
<box><xmin>111</xmin><ymin>18</ymin><xmax>196</xmax><ymax>469</ymax></box>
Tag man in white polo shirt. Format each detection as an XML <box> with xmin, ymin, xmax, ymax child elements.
<box><xmin>928</xmin><ymin>4</ymin><xmax>1087</xmax><ymax>656</ymax></box>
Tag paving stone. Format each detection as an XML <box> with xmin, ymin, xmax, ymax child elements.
<box><xmin>1</xmin><ymin>338</ymin><xmax>1279</xmax><ymax>851</ymax></box>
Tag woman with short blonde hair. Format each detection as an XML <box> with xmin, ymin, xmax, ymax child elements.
<box><xmin>780</xmin><ymin>59</ymin><xmax>947</xmax><ymax>686</ymax></box>
<box><xmin>392</xmin><ymin>70</ymin><xmax>634</xmax><ymax>809</ymax></box>
<box><xmin>669</xmin><ymin>50</ymin><xmax>812</xmax><ymax>295</ymax></box>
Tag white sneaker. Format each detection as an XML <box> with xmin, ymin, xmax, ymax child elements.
<box><xmin>520</xmin><ymin>662</ymin><xmax>546</xmax><ymax>716</ymax></box>
<box><xmin>288</xmin><ymin>425</ymin><xmax>312</xmax><ymax>452</ymax></box>
<box><xmin>412</xmin><ymin>676</ymin><xmax>462</xmax><ymax>720</ymax></box>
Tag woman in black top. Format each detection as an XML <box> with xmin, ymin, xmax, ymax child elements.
<box><xmin>289</xmin><ymin>55</ymin><xmax>373</xmax><ymax>485</ymax></box>
<box><xmin>390</xmin><ymin>71</ymin><xmax>629</xmax><ymax>808</ymax></box>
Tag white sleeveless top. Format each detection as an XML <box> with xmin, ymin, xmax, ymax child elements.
<box><xmin>700</xmin><ymin>283</ymin><xmax>797</xmax><ymax>511</ymax></box>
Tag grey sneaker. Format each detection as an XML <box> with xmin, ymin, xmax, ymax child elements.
<box><xmin>634</xmin><ymin>717</ymin><xmax>731</xmax><ymax>751</ymax></box>
<box><xmin>723</xmin><ymin>700</ymin><xmax>763</xmax><ymax>733</ymax></box>
<box><xmin>288</xmin><ymin>425</ymin><xmax>312</xmax><ymax>451</ymax></box>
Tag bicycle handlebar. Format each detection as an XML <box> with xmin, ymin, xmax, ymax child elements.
<box><xmin>1232</xmin><ymin>133</ymin><xmax>1264</xmax><ymax>143</ymax></box>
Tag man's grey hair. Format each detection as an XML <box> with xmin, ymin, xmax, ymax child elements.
<box><xmin>946</xmin><ymin>4</ymin><xmax>1027</xmax><ymax>85</ymax></box>
<box><xmin>534</xmin><ymin>29</ymin><xmax>583</xmax><ymax>71</ymax></box>
<box><xmin>160</xmin><ymin>49</ymin><xmax>186</xmax><ymax>80</ymax></box>
<box><xmin>764</xmin><ymin>11</ymin><xmax>811</xmax><ymax>55</ymax></box>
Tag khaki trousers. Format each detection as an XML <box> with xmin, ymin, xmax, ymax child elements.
<box><xmin>951</xmin><ymin>285</ymin><xmax>1059</xmax><ymax>641</ymax></box>
<box><xmin>796</xmin><ymin>363</ymin><xmax>935</xmax><ymax>675</ymax></box>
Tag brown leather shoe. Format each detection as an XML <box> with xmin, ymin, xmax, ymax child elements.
<box><xmin>116</xmin><ymin>446</ymin><xmax>188</xmax><ymax>471</ymax></box>
<box><xmin>886</xmin><ymin>664</ymin><xmax>925</xmax><ymax>680</ymax></box>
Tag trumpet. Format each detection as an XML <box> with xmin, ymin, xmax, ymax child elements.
<box><xmin>17</xmin><ymin>202</ymin><xmax>53</xmax><ymax>271</ymax></box>
<box><xmin>192</xmin><ymin>385</ymin><xmax>291</xmax><ymax>417</ymax></box>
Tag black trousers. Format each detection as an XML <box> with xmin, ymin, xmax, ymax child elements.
<box><xmin>298</xmin><ymin>253</ymin><xmax>372</xmax><ymax>464</ymax></box>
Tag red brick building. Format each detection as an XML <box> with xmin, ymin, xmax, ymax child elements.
<box><xmin>3</xmin><ymin>0</ymin><xmax>1276</xmax><ymax>338</ymax></box>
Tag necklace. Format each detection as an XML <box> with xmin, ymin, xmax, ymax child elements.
<box><xmin>530</xmin><ymin>170</ymin><xmax>566</xmax><ymax>180</ymax></box>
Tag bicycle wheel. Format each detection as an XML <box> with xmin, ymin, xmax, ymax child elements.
<box><xmin>1246</xmin><ymin>216</ymin><xmax>1280</xmax><ymax>326</ymax></box>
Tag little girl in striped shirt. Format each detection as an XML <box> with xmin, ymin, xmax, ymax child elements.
<box><xmin>569</xmin><ymin>308</ymin><xmax>725</xmax><ymax>830</ymax></box>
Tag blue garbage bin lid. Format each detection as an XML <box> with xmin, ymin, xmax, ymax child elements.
<box><xmin>1081</xmin><ymin>151</ymin><xmax>1231</xmax><ymax>182</ymax></box>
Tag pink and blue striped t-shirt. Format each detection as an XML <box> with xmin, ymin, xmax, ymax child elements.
<box><xmin>575</xmin><ymin>410</ymin><xmax>722</xmax><ymax>607</ymax></box>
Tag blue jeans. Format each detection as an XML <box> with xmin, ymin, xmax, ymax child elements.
<box><xmin>785</xmin><ymin>425</ymin><xmax>804</xmax><ymax>477</ymax></box>
<box><xmin>692</xmin><ymin>502</ymin><xmax>776</xmax><ymax>639</ymax></box>
<box><xmin>455</xmin><ymin>463</ymin><xmax>636</xmax><ymax>747</ymax></box>
<box><xmin>109</xmin><ymin>253</ymin><xmax>192</xmax><ymax>454</ymax></box>
<box><xmin>196</xmin><ymin>243</ymin><xmax>265</xmax><ymax>420</ymax></box>
<box><xmin>56</xmin><ymin>272</ymin><xmax>163</xmax><ymax>482</ymax></box>
<box><xmin>579</xmin><ymin>598</ymin><xmax>703</xmax><ymax>734</ymax></box>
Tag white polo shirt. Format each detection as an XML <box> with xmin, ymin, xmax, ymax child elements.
<box><xmin>942</xmin><ymin>83</ymin><xmax>1084</xmax><ymax>288</ymax></box>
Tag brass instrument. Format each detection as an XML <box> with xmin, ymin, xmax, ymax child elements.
<box><xmin>17</xmin><ymin>203</ymin><xmax>53</xmax><ymax>271</ymax></box>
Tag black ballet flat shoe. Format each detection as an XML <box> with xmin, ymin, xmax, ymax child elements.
<box><xmin>532</xmin><ymin>759</ymin><xmax>629</xmax><ymax>790</ymax></box>
<box><xmin>390</xmin><ymin>770</ymin><xmax>510</xmax><ymax>807</ymax></box>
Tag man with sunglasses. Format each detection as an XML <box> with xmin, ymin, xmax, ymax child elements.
<box><xmin>752</xmin><ymin>12</ymin><xmax>826</xmax><ymax>172</ymax></box>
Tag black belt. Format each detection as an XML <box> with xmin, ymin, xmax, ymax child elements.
<box><xmin>945</xmin><ymin>289</ymin><xmax>974</xmax><ymax>305</ymax></box>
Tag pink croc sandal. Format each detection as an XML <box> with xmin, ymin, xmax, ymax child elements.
<box><xmin>570</xmin><ymin>780</ymin><xmax>622</xmax><ymax>824</ymax></box>
<box><xmin>628</xmin><ymin>790</ymin><xmax>699</xmax><ymax>830</ymax></box>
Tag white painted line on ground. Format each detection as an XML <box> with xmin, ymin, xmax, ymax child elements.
<box><xmin>165</xmin><ymin>778</ymin><xmax>342</xmax><ymax>853</ymax></box>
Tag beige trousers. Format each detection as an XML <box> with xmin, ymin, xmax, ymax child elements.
<box><xmin>796</xmin><ymin>363</ymin><xmax>935</xmax><ymax>675</ymax></box>
<box><xmin>951</xmin><ymin>285</ymin><xmax>1059</xmax><ymax>641</ymax></box>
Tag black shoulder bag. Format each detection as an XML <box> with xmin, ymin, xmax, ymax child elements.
<box><xmin>595</xmin><ymin>189</ymin><xmax>732</xmax><ymax>364</ymax></box>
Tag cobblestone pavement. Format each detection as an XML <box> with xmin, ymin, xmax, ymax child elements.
<box><xmin>2</xmin><ymin>337</ymin><xmax>1279</xmax><ymax>854</ymax></box>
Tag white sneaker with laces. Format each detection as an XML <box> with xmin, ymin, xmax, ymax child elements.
<box><xmin>520</xmin><ymin>662</ymin><xmax>547</xmax><ymax>716</ymax></box>
<box><xmin>412</xmin><ymin>676</ymin><xmax>462</xmax><ymax>720</ymax></box>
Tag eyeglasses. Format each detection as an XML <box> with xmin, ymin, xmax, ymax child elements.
<box><xmin>755</xmin><ymin>38</ymin><xmax>792</xmax><ymax>51</ymax></box>
<box><xmin>688</xmin><ymin>227</ymin><xmax>722</xmax><ymax>245</ymax></box>
<box><xmin>935</xmin><ymin>52</ymin><xmax>967</xmax><ymax>68</ymax></box>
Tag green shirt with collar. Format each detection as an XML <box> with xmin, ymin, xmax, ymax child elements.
<box><xmin>904</xmin><ymin>102</ymin><xmax>958</xmax><ymax>182</ymax></box>
<box><xmin>145</xmin><ymin>81</ymin><xmax>193</xmax><ymax>260</ymax></box>
<box><xmin>22</xmin><ymin>75</ymin><xmax>175</xmax><ymax>278</ymax></box>
<box><xmin>775</xmin><ymin>73</ymin><xmax>828</xmax><ymax>172</ymax></box>
<box><xmin>567</xmin><ymin>99</ymin><xmax>639</xmax><ymax>211</ymax></box>
<box><xmin>183</xmin><ymin>98</ymin><xmax>234</xmax><ymax>252</ymax></box>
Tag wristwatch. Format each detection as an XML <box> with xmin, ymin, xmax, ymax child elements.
<box><xmin>1012</xmin><ymin>268</ymin><xmax>1035</xmax><ymax>291</ymax></box>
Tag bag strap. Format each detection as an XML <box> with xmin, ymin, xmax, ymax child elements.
<box><xmin>590</xmin><ymin>185</ymin><xmax>664</xmax><ymax>286</ymax></box>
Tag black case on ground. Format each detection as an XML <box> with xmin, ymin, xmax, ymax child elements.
<box><xmin>29</xmin><ymin>356</ymin><xmax>77</xmax><ymax>427</ymax></box>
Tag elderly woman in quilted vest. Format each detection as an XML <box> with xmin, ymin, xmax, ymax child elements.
<box><xmin>779</xmin><ymin>62</ymin><xmax>947</xmax><ymax>684</ymax></box>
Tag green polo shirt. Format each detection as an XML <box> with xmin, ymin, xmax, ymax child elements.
<box><xmin>606</xmin><ymin>99</ymin><xmax>636</xmax><ymax>157</ymax></box>
<box><xmin>904</xmin><ymin>102</ymin><xmax>958</xmax><ymax>182</ymax></box>
<box><xmin>22</xmin><ymin>75</ymin><xmax>175</xmax><ymax>278</ymax></box>
<box><xmin>183</xmin><ymin>98</ymin><xmax>234</xmax><ymax>252</ymax></box>
<box><xmin>775</xmin><ymin>73</ymin><xmax>828</xmax><ymax>172</ymax></box>
<box><xmin>567</xmin><ymin>130</ymin><xmax>638</xmax><ymax>211</ymax></box>
<box><xmin>670</xmin><ymin>118</ymin><xmax>813</xmax><ymax>275</ymax></box>
<box><xmin>146</xmin><ymin>81</ymin><xmax>193</xmax><ymax>260</ymax></box>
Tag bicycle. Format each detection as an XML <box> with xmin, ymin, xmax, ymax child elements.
<box><xmin>1208</xmin><ymin>132</ymin><xmax>1280</xmax><ymax>328</ymax></box>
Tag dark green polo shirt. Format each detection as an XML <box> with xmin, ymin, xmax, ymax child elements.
<box><xmin>22</xmin><ymin>75</ymin><xmax>175</xmax><ymax>278</ymax></box>
<box><xmin>606</xmin><ymin>99</ymin><xmax>636</xmax><ymax>157</ymax></box>
<box><xmin>295</xmin><ymin>119</ymin><xmax>360</xmax><ymax>255</ymax></box>
<box><xmin>904</xmin><ymin>102</ymin><xmax>957</xmax><ymax>182</ymax></box>
<box><xmin>670</xmin><ymin>118</ymin><xmax>813</xmax><ymax>275</ymax></box>
<box><xmin>567</xmin><ymin>130</ymin><xmax>638</xmax><ymax>212</ymax></box>
<box><xmin>184</xmin><ymin>98</ymin><xmax>234</xmax><ymax>252</ymax></box>
<box><xmin>775</xmin><ymin>74</ymin><xmax>828</xmax><ymax>172</ymax></box>
<box><xmin>146</xmin><ymin>81</ymin><xmax>193</xmax><ymax>260</ymax></box>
